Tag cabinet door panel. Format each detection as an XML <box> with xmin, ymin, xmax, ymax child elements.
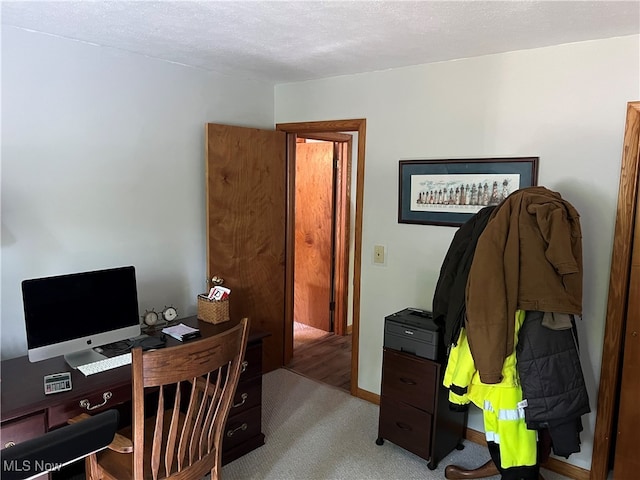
<box><xmin>229</xmin><ymin>376</ymin><xmax>262</xmax><ymax>416</ymax></box>
<box><xmin>1</xmin><ymin>412</ymin><xmax>46</xmax><ymax>449</ymax></box>
<box><xmin>378</xmin><ymin>395</ymin><xmax>432</xmax><ymax>460</ymax></box>
<box><xmin>48</xmin><ymin>383</ymin><xmax>131</xmax><ymax>429</ymax></box>
<box><xmin>381</xmin><ymin>349</ymin><xmax>437</xmax><ymax>413</ymax></box>
<box><xmin>241</xmin><ymin>343</ymin><xmax>263</xmax><ymax>381</ymax></box>
<box><xmin>222</xmin><ymin>405</ymin><xmax>261</xmax><ymax>450</ymax></box>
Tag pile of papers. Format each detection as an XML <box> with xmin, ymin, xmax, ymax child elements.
<box><xmin>162</xmin><ymin>323</ymin><xmax>201</xmax><ymax>341</ymax></box>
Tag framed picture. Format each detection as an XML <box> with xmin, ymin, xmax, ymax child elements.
<box><xmin>398</xmin><ymin>157</ymin><xmax>539</xmax><ymax>226</ymax></box>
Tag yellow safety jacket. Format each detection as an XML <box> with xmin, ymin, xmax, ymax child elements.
<box><xmin>443</xmin><ymin>311</ymin><xmax>537</xmax><ymax>469</ymax></box>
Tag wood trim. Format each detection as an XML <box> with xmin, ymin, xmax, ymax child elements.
<box><xmin>352</xmin><ymin>123</ymin><xmax>366</xmax><ymax>398</ymax></box>
<box><xmin>333</xmin><ymin>140</ymin><xmax>352</xmax><ymax>336</ymax></box>
<box><xmin>298</xmin><ymin>132</ymin><xmax>352</xmax><ymax>142</ymax></box>
<box><xmin>545</xmin><ymin>457</ymin><xmax>590</xmax><ymax>480</ymax></box>
<box><xmin>276</xmin><ymin>119</ymin><xmax>366</xmax><ymax>398</ymax></box>
<box><xmin>277</xmin><ymin>119</ymin><xmax>365</xmax><ymax>133</ymax></box>
<box><xmin>204</xmin><ymin>124</ymin><xmax>213</xmax><ymax>294</ymax></box>
<box><xmin>283</xmin><ymin>134</ymin><xmax>298</xmax><ymax>366</ymax></box>
<box><xmin>356</xmin><ymin>387</ymin><xmax>379</xmax><ymax>405</ymax></box>
<box><xmin>591</xmin><ymin>101</ymin><xmax>640</xmax><ymax>480</ymax></box>
<box><xmin>463</xmin><ymin>426</ymin><xmax>485</xmax><ymax>445</ymax></box>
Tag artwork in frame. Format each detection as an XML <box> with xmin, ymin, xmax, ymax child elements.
<box><xmin>398</xmin><ymin>157</ymin><xmax>539</xmax><ymax>226</ymax></box>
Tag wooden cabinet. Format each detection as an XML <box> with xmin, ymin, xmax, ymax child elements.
<box><xmin>221</xmin><ymin>337</ymin><xmax>266</xmax><ymax>464</ymax></box>
<box><xmin>376</xmin><ymin>348</ymin><xmax>466</xmax><ymax>470</ymax></box>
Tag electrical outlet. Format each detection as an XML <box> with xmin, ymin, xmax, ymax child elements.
<box><xmin>373</xmin><ymin>245</ymin><xmax>386</xmax><ymax>265</ymax></box>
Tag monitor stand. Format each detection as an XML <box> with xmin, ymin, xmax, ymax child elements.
<box><xmin>64</xmin><ymin>349</ymin><xmax>107</xmax><ymax>369</ymax></box>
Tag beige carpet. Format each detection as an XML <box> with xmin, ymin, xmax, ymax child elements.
<box><xmin>221</xmin><ymin>369</ymin><xmax>572</xmax><ymax>480</ymax></box>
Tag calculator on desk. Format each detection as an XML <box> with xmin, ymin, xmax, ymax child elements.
<box><xmin>44</xmin><ymin>372</ymin><xmax>72</xmax><ymax>395</ymax></box>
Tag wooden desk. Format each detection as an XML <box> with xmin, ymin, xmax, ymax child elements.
<box><xmin>0</xmin><ymin>316</ymin><xmax>269</xmax><ymax>466</ymax></box>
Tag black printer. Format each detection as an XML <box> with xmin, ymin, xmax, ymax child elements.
<box><xmin>384</xmin><ymin>308</ymin><xmax>441</xmax><ymax>361</ymax></box>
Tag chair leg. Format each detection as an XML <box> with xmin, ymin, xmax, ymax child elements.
<box><xmin>210</xmin><ymin>465</ymin><xmax>219</xmax><ymax>480</ymax></box>
<box><xmin>444</xmin><ymin>459</ymin><xmax>500</xmax><ymax>479</ymax></box>
<box><xmin>85</xmin><ymin>454</ymin><xmax>102</xmax><ymax>480</ymax></box>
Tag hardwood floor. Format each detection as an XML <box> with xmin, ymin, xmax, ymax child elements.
<box><xmin>287</xmin><ymin>323</ymin><xmax>352</xmax><ymax>392</ymax></box>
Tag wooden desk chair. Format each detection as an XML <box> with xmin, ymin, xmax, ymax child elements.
<box><xmin>71</xmin><ymin>317</ymin><xmax>249</xmax><ymax>480</ymax></box>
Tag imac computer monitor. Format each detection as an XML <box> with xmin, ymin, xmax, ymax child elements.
<box><xmin>22</xmin><ymin>266</ymin><xmax>141</xmax><ymax>368</ymax></box>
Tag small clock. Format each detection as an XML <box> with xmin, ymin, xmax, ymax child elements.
<box><xmin>162</xmin><ymin>306</ymin><xmax>178</xmax><ymax>322</ymax></box>
<box><xmin>142</xmin><ymin>310</ymin><xmax>159</xmax><ymax>327</ymax></box>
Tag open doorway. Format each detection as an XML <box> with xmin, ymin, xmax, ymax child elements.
<box><xmin>276</xmin><ymin>119</ymin><xmax>366</xmax><ymax>398</ymax></box>
<box><xmin>289</xmin><ymin>135</ymin><xmax>352</xmax><ymax>391</ymax></box>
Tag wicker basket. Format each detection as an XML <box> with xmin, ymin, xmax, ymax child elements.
<box><xmin>197</xmin><ymin>294</ymin><xmax>230</xmax><ymax>324</ymax></box>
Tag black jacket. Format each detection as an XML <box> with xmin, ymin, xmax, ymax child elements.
<box><xmin>432</xmin><ymin>206</ymin><xmax>496</xmax><ymax>348</ymax></box>
<box><xmin>516</xmin><ymin>310</ymin><xmax>591</xmax><ymax>458</ymax></box>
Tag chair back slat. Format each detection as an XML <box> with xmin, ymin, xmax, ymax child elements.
<box><xmin>131</xmin><ymin>347</ymin><xmax>146</xmax><ymax>480</ymax></box>
<box><xmin>164</xmin><ymin>382</ymin><xmax>181</xmax><ymax>477</ymax></box>
<box><xmin>176</xmin><ymin>376</ymin><xmax>198</xmax><ymax>471</ymax></box>
<box><xmin>187</xmin><ymin>372</ymin><xmax>211</xmax><ymax>465</ymax></box>
<box><xmin>150</xmin><ymin>386</ymin><xmax>164</xmax><ymax>480</ymax></box>
<box><xmin>199</xmin><ymin>373</ymin><xmax>223</xmax><ymax>458</ymax></box>
<box><xmin>129</xmin><ymin>318</ymin><xmax>249</xmax><ymax>480</ymax></box>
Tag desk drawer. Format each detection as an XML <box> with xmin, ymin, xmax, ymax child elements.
<box><xmin>241</xmin><ymin>343</ymin><xmax>262</xmax><ymax>380</ymax></box>
<box><xmin>230</xmin><ymin>376</ymin><xmax>261</xmax><ymax>416</ymax></box>
<box><xmin>378</xmin><ymin>395</ymin><xmax>432</xmax><ymax>460</ymax></box>
<box><xmin>223</xmin><ymin>405</ymin><xmax>261</xmax><ymax>450</ymax></box>
<box><xmin>48</xmin><ymin>383</ymin><xmax>131</xmax><ymax>428</ymax></box>
<box><xmin>1</xmin><ymin>412</ymin><xmax>46</xmax><ymax>449</ymax></box>
<box><xmin>381</xmin><ymin>349</ymin><xmax>437</xmax><ymax>413</ymax></box>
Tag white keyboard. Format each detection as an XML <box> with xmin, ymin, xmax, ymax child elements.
<box><xmin>77</xmin><ymin>353</ymin><xmax>132</xmax><ymax>376</ymax></box>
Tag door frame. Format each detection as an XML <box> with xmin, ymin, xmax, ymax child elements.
<box><xmin>277</xmin><ymin>119</ymin><xmax>366</xmax><ymax>397</ymax></box>
<box><xmin>591</xmin><ymin>102</ymin><xmax>640</xmax><ymax>479</ymax></box>
<box><xmin>297</xmin><ymin>133</ymin><xmax>353</xmax><ymax>337</ymax></box>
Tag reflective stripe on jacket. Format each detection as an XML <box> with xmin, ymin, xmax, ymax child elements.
<box><xmin>443</xmin><ymin>311</ymin><xmax>537</xmax><ymax>468</ymax></box>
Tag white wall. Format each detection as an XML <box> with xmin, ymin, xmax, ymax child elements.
<box><xmin>275</xmin><ymin>35</ymin><xmax>640</xmax><ymax>470</ymax></box>
<box><xmin>1</xmin><ymin>26</ymin><xmax>274</xmax><ymax>359</ymax></box>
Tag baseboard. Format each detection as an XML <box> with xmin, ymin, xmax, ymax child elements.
<box><xmin>356</xmin><ymin>387</ymin><xmax>379</xmax><ymax>405</ymax></box>
<box><xmin>464</xmin><ymin>428</ymin><xmax>590</xmax><ymax>480</ymax></box>
<box><xmin>357</xmin><ymin>388</ymin><xmax>589</xmax><ymax>480</ymax></box>
<box><xmin>346</xmin><ymin>324</ymin><xmax>352</xmax><ymax>335</ymax></box>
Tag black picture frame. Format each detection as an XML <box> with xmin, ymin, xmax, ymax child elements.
<box><xmin>398</xmin><ymin>157</ymin><xmax>539</xmax><ymax>226</ymax></box>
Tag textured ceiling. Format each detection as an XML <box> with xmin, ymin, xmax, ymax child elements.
<box><xmin>2</xmin><ymin>1</ymin><xmax>639</xmax><ymax>84</ymax></box>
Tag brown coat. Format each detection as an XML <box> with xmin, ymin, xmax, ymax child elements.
<box><xmin>465</xmin><ymin>186</ymin><xmax>582</xmax><ymax>384</ymax></box>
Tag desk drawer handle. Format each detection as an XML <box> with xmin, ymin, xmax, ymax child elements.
<box><xmin>241</xmin><ymin>360</ymin><xmax>248</xmax><ymax>373</ymax></box>
<box><xmin>226</xmin><ymin>423</ymin><xmax>248</xmax><ymax>437</ymax></box>
<box><xmin>232</xmin><ymin>393</ymin><xmax>248</xmax><ymax>408</ymax></box>
<box><xmin>4</xmin><ymin>441</ymin><xmax>16</xmax><ymax>448</ymax></box>
<box><xmin>79</xmin><ymin>392</ymin><xmax>113</xmax><ymax>411</ymax></box>
<box><xmin>399</xmin><ymin>377</ymin><xmax>417</xmax><ymax>385</ymax></box>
